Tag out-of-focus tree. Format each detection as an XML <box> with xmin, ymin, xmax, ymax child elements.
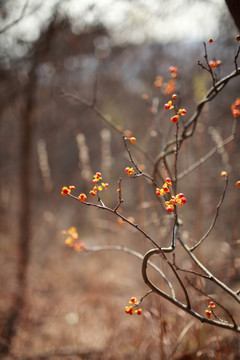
<box><xmin>225</xmin><ymin>0</ymin><xmax>240</xmax><ymax>30</ymax></box>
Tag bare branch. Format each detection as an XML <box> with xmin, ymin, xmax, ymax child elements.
<box><xmin>178</xmin><ymin>235</ymin><xmax>240</xmax><ymax>305</ymax></box>
<box><xmin>0</xmin><ymin>0</ymin><xmax>29</xmax><ymax>35</ymax></box>
<box><xmin>85</xmin><ymin>244</ymin><xmax>175</xmax><ymax>298</ymax></box>
<box><xmin>190</xmin><ymin>176</ymin><xmax>228</xmax><ymax>251</ymax></box>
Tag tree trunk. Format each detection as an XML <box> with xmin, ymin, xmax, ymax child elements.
<box><xmin>225</xmin><ymin>0</ymin><xmax>240</xmax><ymax>30</ymax></box>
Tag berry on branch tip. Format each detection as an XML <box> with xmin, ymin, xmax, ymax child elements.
<box><xmin>236</xmin><ymin>181</ymin><xmax>240</xmax><ymax>188</ymax></box>
<box><xmin>61</xmin><ymin>186</ymin><xmax>71</xmax><ymax>196</ymax></box>
<box><xmin>221</xmin><ymin>171</ymin><xmax>228</xmax><ymax>178</ymax></box>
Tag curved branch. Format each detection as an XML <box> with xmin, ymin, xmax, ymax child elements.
<box><xmin>142</xmin><ymin>247</ymin><xmax>191</xmax><ymax>309</ymax></box>
<box><xmin>142</xmin><ymin>247</ymin><xmax>240</xmax><ymax>332</ymax></box>
<box><xmin>85</xmin><ymin>244</ymin><xmax>175</xmax><ymax>298</ymax></box>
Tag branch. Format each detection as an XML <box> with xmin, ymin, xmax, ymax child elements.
<box><xmin>141</xmin><ymin>246</ymin><xmax>240</xmax><ymax>332</ymax></box>
<box><xmin>190</xmin><ymin>176</ymin><xmax>228</xmax><ymax>251</ymax></box>
<box><xmin>153</xmin><ymin>67</ymin><xmax>240</xmax><ymax>178</ymax></box>
<box><xmin>0</xmin><ymin>0</ymin><xmax>29</xmax><ymax>35</ymax></box>
<box><xmin>188</xmin><ymin>280</ymin><xmax>238</xmax><ymax>329</ymax></box>
<box><xmin>178</xmin><ymin>235</ymin><xmax>240</xmax><ymax>305</ymax></box>
<box><xmin>85</xmin><ymin>244</ymin><xmax>175</xmax><ymax>298</ymax></box>
<box><xmin>142</xmin><ymin>246</ymin><xmax>191</xmax><ymax>309</ymax></box>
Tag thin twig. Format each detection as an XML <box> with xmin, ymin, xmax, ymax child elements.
<box><xmin>234</xmin><ymin>45</ymin><xmax>240</xmax><ymax>72</ymax></box>
<box><xmin>178</xmin><ymin>133</ymin><xmax>235</xmax><ymax>180</ymax></box>
<box><xmin>141</xmin><ymin>247</ymin><xmax>240</xmax><ymax>332</ymax></box>
<box><xmin>178</xmin><ymin>234</ymin><xmax>240</xmax><ymax>305</ymax></box>
<box><xmin>153</xmin><ymin>67</ymin><xmax>240</xmax><ymax>179</ymax></box>
<box><xmin>0</xmin><ymin>0</ymin><xmax>29</xmax><ymax>35</ymax></box>
<box><xmin>190</xmin><ymin>176</ymin><xmax>228</xmax><ymax>251</ymax></box>
<box><xmin>188</xmin><ymin>280</ymin><xmax>238</xmax><ymax>329</ymax></box>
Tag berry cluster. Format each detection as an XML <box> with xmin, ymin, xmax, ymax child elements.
<box><xmin>62</xmin><ymin>227</ymin><xmax>85</xmax><ymax>252</ymax></box>
<box><xmin>90</xmin><ymin>172</ymin><xmax>109</xmax><ymax>196</ymax></box>
<box><xmin>208</xmin><ymin>59</ymin><xmax>222</xmax><ymax>69</ymax></box>
<box><xmin>165</xmin><ymin>193</ymin><xmax>187</xmax><ymax>213</ymax></box>
<box><xmin>61</xmin><ymin>172</ymin><xmax>109</xmax><ymax>202</ymax></box>
<box><xmin>156</xmin><ymin>177</ymin><xmax>172</xmax><ymax>196</ymax></box>
<box><xmin>164</xmin><ymin>93</ymin><xmax>187</xmax><ymax>123</ymax></box>
<box><xmin>231</xmin><ymin>98</ymin><xmax>240</xmax><ymax>118</ymax></box>
<box><xmin>205</xmin><ymin>301</ymin><xmax>216</xmax><ymax>319</ymax></box>
<box><xmin>125</xmin><ymin>167</ymin><xmax>135</xmax><ymax>176</ymax></box>
<box><xmin>61</xmin><ymin>185</ymin><xmax>76</xmax><ymax>196</ymax></box>
<box><xmin>125</xmin><ymin>297</ymin><xmax>142</xmax><ymax>315</ymax></box>
<box><xmin>156</xmin><ymin>178</ymin><xmax>187</xmax><ymax>213</ymax></box>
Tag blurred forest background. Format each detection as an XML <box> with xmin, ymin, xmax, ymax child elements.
<box><xmin>0</xmin><ymin>0</ymin><xmax>240</xmax><ymax>359</ymax></box>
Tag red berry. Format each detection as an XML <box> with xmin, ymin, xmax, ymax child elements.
<box><xmin>181</xmin><ymin>197</ymin><xmax>187</xmax><ymax>204</ymax></box>
<box><xmin>165</xmin><ymin>177</ymin><xmax>171</xmax><ymax>184</ymax></box>
<box><xmin>171</xmin><ymin>115</ymin><xmax>179</xmax><ymax>123</ymax></box>
<box><xmin>166</xmin><ymin>206</ymin><xmax>173</xmax><ymax>213</ymax></box>
<box><xmin>178</xmin><ymin>193</ymin><xmax>184</xmax><ymax>198</ymax></box>
<box><xmin>164</xmin><ymin>103</ymin><xmax>170</xmax><ymax>110</ymax></box>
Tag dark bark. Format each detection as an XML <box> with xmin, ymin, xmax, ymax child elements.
<box><xmin>225</xmin><ymin>0</ymin><xmax>240</xmax><ymax>31</ymax></box>
<box><xmin>0</xmin><ymin>12</ymin><xmax>62</xmax><ymax>356</ymax></box>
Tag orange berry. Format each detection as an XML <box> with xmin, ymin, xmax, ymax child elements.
<box><xmin>61</xmin><ymin>186</ymin><xmax>70</xmax><ymax>196</ymax></box>
<box><xmin>236</xmin><ymin>181</ymin><xmax>240</xmax><ymax>188</ymax></box>
<box><xmin>129</xmin><ymin>297</ymin><xmax>138</xmax><ymax>304</ymax></box>
<box><xmin>235</xmin><ymin>35</ymin><xmax>240</xmax><ymax>42</ymax></box>
<box><xmin>208</xmin><ymin>301</ymin><xmax>215</xmax><ymax>308</ymax></box>
<box><xmin>78</xmin><ymin>193</ymin><xmax>87</xmax><ymax>202</ymax></box>
<box><xmin>141</xmin><ymin>93</ymin><xmax>149</xmax><ymax>101</ymax></box>
<box><xmin>162</xmin><ymin>185</ymin><xmax>169</xmax><ymax>192</ymax></box>
<box><xmin>208</xmin><ymin>38</ymin><xmax>214</xmax><ymax>44</ymax></box>
<box><xmin>221</xmin><ymin>171</ymin><xmax>228</xmax><ymax>178</ymax></box>
<box><xmin>169</xmin><ymin>66</ymin><xmax>178</xmax><ymax>73</ymax></box>
<box><xmin>172</xmin><ymin>93</ymin><xmax>177</xmax><ymax>100</ymax></box>
<box><xmin>164</xmin><ymin>103</ymin><xmax>171</xmax><ymax>110</ymax></box>
<box><xmin>179</xmin><ymin>108</ymin><xmax>186</xmax><ymax>116</ymax></box>
<box><xmin>171</xmin><ymin>115</ymin><xmax>179</xmax><ymax>123</ymax></box>
<box><xmin>205</xmin><ymin>310</ymin><xmax>212</xmax><ymax>319</ymax></box>
<box><xmin>73</xmin><ymin>241</ymin><xmax>85</xmax><ymax>252</ymax></box>
<box><xmin>130</xmin><ymin>137</ymin><xmax>136</xmax><ymax>144</ymax></box>
<box><xmin>209</xmin><ymin>60</ymin><xmax>216</xmax><ymax>69</ymax></box>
